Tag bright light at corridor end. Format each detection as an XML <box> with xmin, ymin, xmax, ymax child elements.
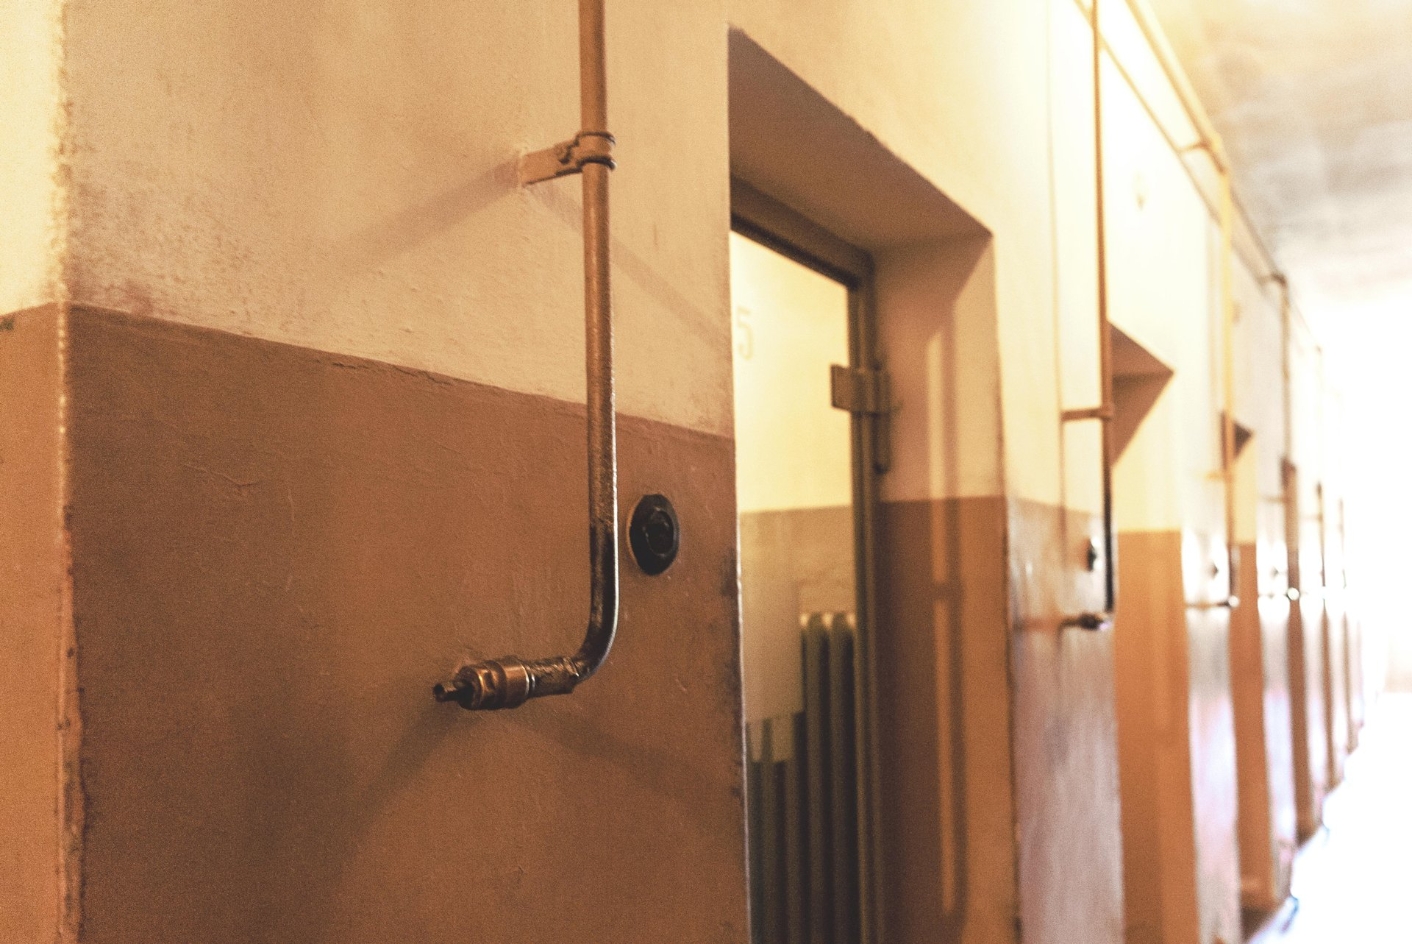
<box><xmin>1321</xmin><ymin>292</ymin><xmax>1412</xmax><ymax>690</ymax></box>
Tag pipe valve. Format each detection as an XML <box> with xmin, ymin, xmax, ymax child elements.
<box><xmin>433</xmin><ymin>655</ymin><xmax>584</xmax><ymax>711</ymax></box>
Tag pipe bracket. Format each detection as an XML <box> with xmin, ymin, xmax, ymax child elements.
<box><xmin>520</xmin><ymin>130</ymin><xmax>616</xmax><ymax>186</ymax></box>
<box><xmin>435</xmin><ymin>0</ymin><xmax>619</xmax><ymax>715</ymax></box>
<box><xmin>1185</xmin><ymin>597</ymin><xmax>1240</xmax><ymax>611</ymax></box>
<box><xmin>1061</xmin><ymin>612</ymin><xmax>1113</xmax><ymax>631</ymax></box>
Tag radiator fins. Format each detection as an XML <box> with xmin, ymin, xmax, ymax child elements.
<box><xmin>746</xmin><ymin>612</ymin><xmax>860</xmax><ymax>944</ymax></box>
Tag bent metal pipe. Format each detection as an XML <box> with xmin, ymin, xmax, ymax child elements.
<box><xmin>434</xmin><ymin>0</ymin><xmax>619</xmax><ymax>711</ymax></box>
<box><xmin>1059</xmin><ymin>0</ymin><xmax>1116</xmax><ymax>633</ymax></box>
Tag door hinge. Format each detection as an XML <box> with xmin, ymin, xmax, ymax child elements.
<box><xmin>831</xmin><ymin>365</ymin><xmax>890</xmax><ymax>415</ymax></box>
<box><xmin>831</xmin><ymin>364</ymin><xmax>893</xmax><ymax>473</ymax></box>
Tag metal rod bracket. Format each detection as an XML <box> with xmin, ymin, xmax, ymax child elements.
<box><xmin>1061</xmin><ymin>611</ymin><xmax>1114</xmax><ymax>631</ymax></box>
<box><xmin>1061</xmin><ymin>405</ymin><xmax>1114</xmax><ymax>423</ymax></box>
<box><xmin>519</xmin><ymin>130</ymin><xmax>616</xmax><ymax>186</ymax></box>
<box><xmin>1185</xmin><ymin>597</ymin><xmax>1240</xmax><ymax>611</ymax></box>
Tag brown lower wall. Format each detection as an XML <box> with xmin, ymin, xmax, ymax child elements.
<box><xmin>1295</xmin><ymin>593</ymin><xmax>1329</xmax><ymax>838</ymax></box>
<box><xmin>21</xmin><ymin>303</ymin><xmax>1155</xmax><ymax>944</ymax></box>
<box><xmin>1322</xmin><ymin>602</ymin><xmax>1350</xmax><ymax>789</ymax></box>
<box><xmin>0</xmin><ymin>305</ymin><xmax>69</xmax><ymax>944</ymax></box>
<box><xmin>1009</xmin><ymin>500</ymin><xmax>1125</xmax><ymax>944</ymax></box>
<box><xmin>1346</xmin><ymin>613</ymin><xmax>1365</xmax><ymax>747</ymax></box>
<box><xmin>1113</xmin><ymin>530</ymin><xmax>1241</xmax><ymax>944</ymax></box>
<box><xmin>1230</xmin><ymin>544</ymin><xmax>1296</xmax><ymax>914</ymax></box>
<box><xmin>874</xmin><ymin>496</ymin><xmax>1125</xmax><ymax>944</ymax></box>
<box><xmin>1258</xmin><ymin>591</ymin><xmax>1296</xmax><ymax>896</ymax></box>
<box><xmin>876</xmin><ymin>496</ymin><xmax>1017</xmax><ymax>944</ymax></box>
<box><xmin>65</xmin><ymin>307</ymin><xmax>748</xmax><ymax>942</ymax></box>
<box><xmin>1286</xmin><ymin>596</ymin><xmax>1312</xmax><ymax>839</ymax></box>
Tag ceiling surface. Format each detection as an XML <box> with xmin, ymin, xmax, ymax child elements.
<box><xmin>1149</xmin><ymin>0</ymin><xmax>1412</xmax><ymax>323</ymax></box>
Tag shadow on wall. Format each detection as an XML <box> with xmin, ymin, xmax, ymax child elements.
<box><xmin>874</xmin><ymin>236</ymin><xmax>1008</xmax><ymax>942</ymax></box>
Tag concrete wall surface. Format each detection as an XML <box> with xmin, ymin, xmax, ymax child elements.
<box><xmin>0</xmin><ymin>0</ymin><xmax>1354</xmax><ymax>941</ymax></box>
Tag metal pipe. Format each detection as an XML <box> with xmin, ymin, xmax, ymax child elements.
<box><xmin>1279</xmin><ymin>273</ymin><xmax>1299</xmax><ymax>608</ymax></box>
<box><xmin>435</xmin><ymin>0</ymin><xmax>619</xmax><ymax>711</ymax></box>
<box><xmin>1095</xmin><ymin>0</ymin><xmax>1117</xmax><ymax>620</ymax></box>
<box><xmin>1219</xmin><ymin>172</ymin><xmax>1240</xmax><ymax>608</ymax></box>
<box><xmin>1120</xmin><ymin>0</ymin><xmax>1228</xmax><ymax>174</ymax></box>
<box><xmin>1275</xmin><ymin>273</ymin><xmax>1293</xmax><ymax>472</ymax></box>
<box><xmin>1062</xmin><ymin>0</ymin><xmax>1116</xmax><ymax>631</ymax></box>
<box><xmin>1111</xmin><ymin>0</ymin><xmax>1322</xmax><ymax>347</ymax></box>
<box><xmin>1117</xmin><ymin>0</ymin><xmax>1242</xmax><ymax>610</ymax></box>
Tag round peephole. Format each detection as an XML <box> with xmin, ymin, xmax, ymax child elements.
<box><xmin>629</xmin><ymin>493</ymin><xmax>679</xmax><ymax>576</ymax></box>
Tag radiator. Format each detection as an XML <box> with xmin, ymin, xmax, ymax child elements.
<box><xmin>746</xmin><ymin>612</ymin><xmax>860</xmax><ymax>944</ymax></box>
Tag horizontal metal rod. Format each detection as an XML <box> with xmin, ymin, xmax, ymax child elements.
<box><xmin>1186</xmin><ymin>598</ymin><xmax>1240</xmax><ymax>610</ymax></box>
<box><xmin>1061</xmin><ymin>612</ymin><xmax>1114</xmax><ymax>631</ymax></box>
<box><xmin>1061</xmin><ymin>405</ymin><xmax>1113</xmax><ymax>423</ymax></box>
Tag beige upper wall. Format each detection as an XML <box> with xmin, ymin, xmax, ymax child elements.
<box><xmin>0</xmin><ymin>0</ymin><xmax>63</xmax><ymax>313</ymax></box>
<box><xmin>57</xmin><ymin>0</ymin><xmax>1277</xmax><ymax>511</ymax></box>
<box><xmin>732</xmin><ymin>0</ymin><xmax>1060</xmax><ymax>503</ymax></box>
<box><xmin>63</xmin><ymin>0</ymin><xmax>733</xmax><ymax>436</ymax></box>
<box><xmin>1287</xmin><ymin>323</ymin><xmax>1323</xmax><ymax>508</ymax></box>
<box><xmin>879</xmin><ymin>237</ymin><xmax>1004</xmax><ymax>503</ymax></box>
<box><xmin>729</xmin><ymin>0</ymin><xmax>1259</xmax><ymax>511</ymax></box>
<box><xmin>1232</xmin><ymin>260</ymin><xmax>1285</xmax><ymax>548</ymax></box>
<box><xmin>1103</xmin><ymin>38</ymin><xmax>1221</xmax><ymax>535</ymax></box>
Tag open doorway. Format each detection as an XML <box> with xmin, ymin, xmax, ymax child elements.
<box><xmin>730</xmin><ymin>197</ymin><xmax>878</xmax><ymax>944</ymax></box>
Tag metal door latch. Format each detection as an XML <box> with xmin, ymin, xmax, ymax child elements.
<box><xmin>831</xmin><ymin>364</ymin><xmax>894</xmax><ymax>473</ymax></box>
<box><xmin>830</xmin><ymin>364</ymin><xmax>890</xmax><ymax>415</ymax></box>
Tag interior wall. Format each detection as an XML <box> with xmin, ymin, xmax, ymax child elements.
<box><xmin>731</xmin><ymin>0</ymin><xmax>1066</xmax><ymax>506</ymax></box>
<box><xmin>0</xmin><ymin>5</ymin><xmax>68</xmax><ymax>942</ymax></box>
<box><xmin>1102</xmin><ymin>8</ymin><xmax>1242</xmax><ymax>939</ymax></box>
<box><xmin>63</xmin><ymin>0</ymin><xmax>732</xmax><ymax>438</ymax></box>
<box><xmin>1228</xmin><ymin>254</ymin><xmax>1298</xmax><ymax>913</ymax></box>
<box><xmin>66</xmin><ymin>307</ymin><xmax>749</xmax><ymax>944</ymax></box>
<box><xmin>874</xmin><ymin>240</ymin><xmax>1019</xmax><ymax>944</ymax></box>
<box><xmin>727</xmin><ymin>24</ymin><xmax>1023</xmax><ymax>942</ymax></box>
<box><xmin>58</xmin><ymin>0</ymin><xmax>748</xmax><ymax>939</ymax></box>
<box><xmin>724</xmin><ymin>0</ymin><xmax>1148</xmax><ymax>939</ymax></box>
<box><xmin>729</xmin><ymin>231</ymin><xmax>853</xmax><ymax>724</ymax></box>
<box><xmin>879</xmin><ymin>238</ymin><xmax>1003</xmax><ymax>505</ymax></box>
<box><xmin>1319</xmin><ymin>392</ymin><xmax>1351</xmax><ymax>786</ymax></box>
<box><xmin>20</xmin><ymin>0</ymin><xmax>1340</xmax><ymax>941</ymax></box>
<box><xmin>1287</xmin><ymin>323</ymin><xmax>1329</xmax><ymax>837</ymax></box>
